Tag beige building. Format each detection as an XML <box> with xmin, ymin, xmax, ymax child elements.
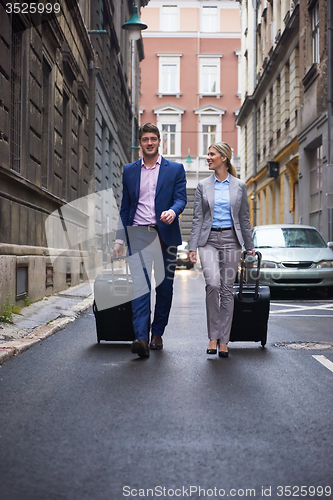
<box><xmin>237</xmin><ymin>0</ymin><xmax>300</xmax><ymax>229</ymax></box>
<box><xmin>237</xmin><ymin>0</ymin><xmax>333</xmax><ymax>243</ymax></box>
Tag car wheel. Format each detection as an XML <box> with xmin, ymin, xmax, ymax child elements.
<box><xmin>186</xmin><ymin>262</ymin><xmax>194</xmax><ymax>270</ymax></box>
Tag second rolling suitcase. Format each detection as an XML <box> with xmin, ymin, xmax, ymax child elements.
<box><xmin>229</xmin><ymin>251</ymin><xmax>270</xmax><ymax>347</ymax></box>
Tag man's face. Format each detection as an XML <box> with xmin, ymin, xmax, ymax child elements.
<box><xmin>139</xmin><ymin>132</ymin><xmax>160</xmax><ymax>158</ymax></box>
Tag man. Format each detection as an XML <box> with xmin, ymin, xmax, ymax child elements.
<box><xmin>113</xmin><ymin>123</ymin><xmax>187</xmax><ymax>358</ymax></box>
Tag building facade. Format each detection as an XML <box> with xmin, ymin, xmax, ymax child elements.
<box><xmin>0</xmin><ymin>0</ymin><xmax>148</xmax><ymax>313</ymax></box>
<box><xmin>237</xmin><ymin>0</ymin><xmax>300</xmax><ymax>229</ymax></box>
<box><xmin>237</xmin><ymin>0</ymin><xmax>333</xmax><ymax>242</ymax></box>
<box><xmin>140</xmin><ymin>0</ymin><xmax>241</xmax><ymax>239</ymax></box>
<box><xmin>298</xmin><ymin>0</ymin><xmax>333</xmax><ymax>241</ymax></box>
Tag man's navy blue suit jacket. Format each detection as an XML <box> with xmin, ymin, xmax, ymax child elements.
<box><xmin>118</xmin><ymin>156</ymin><xmax>187</xmax><ymax>248</ymax></box>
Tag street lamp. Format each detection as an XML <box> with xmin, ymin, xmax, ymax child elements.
<box><xmin>122</xmin><ymin>1</ymin><xmax>148</xmax><ymax>40</ymax></box>
<box><xmin>185</xmin><ymin>149</ymin><xmax>193</xmax><ymax>164</ymax></box>
<box><xmin>122</xmin><ymin>2</ymin><xmax>148</xmax><ymax>161</ymax></box>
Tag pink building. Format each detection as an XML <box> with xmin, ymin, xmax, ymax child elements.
<box><xmin>140</xmin><ymin>0</ymin><xmax>241</xmax><ymax>195</ymax></box>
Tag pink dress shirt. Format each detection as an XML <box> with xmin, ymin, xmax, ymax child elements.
<box><xmin>133</xmin><ymin>155</ymin><xmax>161</xmax><ymax>225</ymax></box>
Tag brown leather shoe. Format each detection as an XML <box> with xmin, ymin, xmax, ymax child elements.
<box><xmin>150</xmin><ymin>335</ymin><xmax>163</xmax><ymax>350</ymax></box>
<box><xmin>131</xmin><ymin>339</ymin><xmax>150</xmax><ymax>358</ymax></box>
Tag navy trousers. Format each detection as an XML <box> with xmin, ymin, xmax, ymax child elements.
<box><xmin>127</xmin><ymin>226</ymin><xmax>177</xmax><ymax>341</ymax></box>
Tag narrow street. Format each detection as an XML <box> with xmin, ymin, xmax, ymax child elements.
<box><xmin>0</xmin><ymin>270</ymin><xmax>332</xmax><ymax>500</ymax></box>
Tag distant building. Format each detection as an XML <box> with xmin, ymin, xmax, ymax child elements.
<box><xmin>140</xmin><ymin>0</ymin><xmax>241</xmax><ymax>240</ymax></box>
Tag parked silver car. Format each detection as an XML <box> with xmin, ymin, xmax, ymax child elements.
<box><xmin>251</xmin><ymin>224</ymin><xmax>333</xmax><ymax>289</ymax></box>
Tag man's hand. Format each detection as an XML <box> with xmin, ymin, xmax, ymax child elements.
<box><xmin>246</xmin><ymin>249</ymin><xmax>256</xmax><ymax>257</ymax></box>
<box><xmin>113</xmin><ymin>242</ymin><xmax>124</xmax><ymax>259</ymax></box>
<box><xmin>189</xmin><ymin>251</ymin><xmax>197</xmax><ymax>263</ymax></box>
<box><xmin>160</xmin><ymin>209</ymin><xmax>175</xmax><ymax>225</ymax></box>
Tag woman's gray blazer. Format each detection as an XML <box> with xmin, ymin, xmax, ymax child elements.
<box><xmin>189</xmin><ymin>174</ymin><xmax>254</xmax><ymax>251</ymax></box>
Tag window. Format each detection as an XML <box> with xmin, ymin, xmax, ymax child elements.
<box><xmin>10</xmin><ymin>16</ymin><xmax>23</xmax><ymax>173</ymax></box>
<box><xmin>162</xmin><ymin>124</ymin><xmax>176</xmax><ymax>155</ymax></box>
<box><xmin>198</xmin><ymin>56</ymin><xmax>221</xmax><ymax>97</ymax></box>
<box><xmin>161</xmin><ymin>5</ymin><xmax>178</xmax><ymax>31</ymax></box>
<box><xmin>202</xmin><ymin>65</ymin><xmax>217</xmax><ymax>93</ymax></box>
<box><xmin>311</xmin><ymin>2</ymin><xmax>319</xmax><ymax>64</ymax></box>
<box><xmin>42</xmin><ymin>59</ymin><xmax>52</xmax><ymax>188</ymax></box>
<box><xmin>16</xmin><ymin>265</ymin><xmax>28</xmax><ymax>299</ymax></box>
<box><xmin>235</xmin><ymin>50</ymin><xmax>241</xmax><ymax>97</ymax></box>
<box><xmin>154</xmin><ymin>104</ymin><xmax>185</xmax><ymax>157</ymax></box>
<box><xmin>62</xmin><ymin>91</ymin><xmax>70</xmax><ymax>199</ymax></box>
<box><xmin>201</xmin><ymin>6</ymin><xmax>218</xmax><ymax>32</ymax></box>
<box><xmin>158</xmin><ymin>55</ymin><xmax>181</xmax><ymax>97</ymax></box>
<box><xmin>162</xmin><ymin>64</ymin><xmax>177</xmax><ymax>92</ymax></box>
<box><xmin>194</xmin><ymin>105</ymin><xmax>225</xmax><ymax>157</ymax></box>
<box><xmin>46</xmin><ymin>265</ymin><xmax>54</xmax><ymax>288</ymax></box>
<box><xmin>66</xmin><ymin>262</ymin><xmax>71</xmax><ymax>285</ymax></box>
<box><xmin>310</xmin><ymin>145</ymin><xmax>323</xmax><ymax>229</ymax></box>
<box><xmin>202</xmin><ymin>125</ymin><xmax>216</xmax><ymax>156</ymax></box>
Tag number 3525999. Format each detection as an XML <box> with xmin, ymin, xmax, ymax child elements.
<box><xmin>277</xmin><ymin>485</ymin><xmax>331</xmax><ymax>497</ymax></box>
<box><xmin>6</xmin><ymin>3</ymin><xmax>61</xmax><ymax>14</ymax></box>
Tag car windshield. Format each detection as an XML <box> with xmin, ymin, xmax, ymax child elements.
<box><xmin>253</xmin><ymin>228</ymin><xmax>327</xmax><ymax>249</ymax></box>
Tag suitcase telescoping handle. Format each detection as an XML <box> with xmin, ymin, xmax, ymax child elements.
<box><xmin>110</xmin><ymin>255</ymin><xmax>130</xmax><ymax>294</ymax></box>
<box><xmin>238</xmin><ymin>250</ymin><xmax>262</xmax><ymax>300</ymax></box>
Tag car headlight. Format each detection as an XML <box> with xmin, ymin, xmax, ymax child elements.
<box><xmin>179</xmin><ymin>253</ymin><xmax>188</xmax><ymax>260</ymax></box>
<box><xmin>315</xmin><ymin>261</ymin><xmax>333</xmax><ymax>268</ymax></box>
<box><xmin>260</xmin><ymin>260</ymin><xmax>278</xmax><ymax>269</ymax></box>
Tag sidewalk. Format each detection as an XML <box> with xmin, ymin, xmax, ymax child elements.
<box><xmin>0</xmin><ymin>282</ymin><xmax>94</xmax><ymax>366</ymax></box>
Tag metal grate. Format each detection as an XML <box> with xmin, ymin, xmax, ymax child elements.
<box><xmin>281</xmin><ymin>262</ymin><xmax>313</xmax><ymax>269</ymax></box>
<box><xmin>46</xmin><ymin>265</ymin><xmax>54</xmax><ymax>288</ymax></box>
<box><xmin>10</xmin><ymin>17</ymin><xmax>23</xmax><ymax>173</ymax></box>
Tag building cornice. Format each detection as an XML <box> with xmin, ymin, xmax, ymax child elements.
<box><xmin>236</xmin><ymin>94</ymin><xmax>255</xmax><ymax>126</ymax></box>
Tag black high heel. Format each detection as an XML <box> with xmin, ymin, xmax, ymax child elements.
<box><xmin>219</xmin><ymin>342</ymin><xmax>229</xmax><ymax>357</ymax></box>
<box><xmin>207</xmin><ymin>340</ymin><xmax>218</xmax><ymax>355</ymax></box>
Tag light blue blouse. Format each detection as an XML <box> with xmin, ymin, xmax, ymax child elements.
<box><xmin>212</xmin><ymin>174</ymin><xmax>233</xmax><ymax>228</ymax></box>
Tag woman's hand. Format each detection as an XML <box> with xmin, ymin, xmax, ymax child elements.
<box><xmin>189</xmin><ymin>251</ymin><xmax>197</xmax><ymax>263</ymax></box>
<box><xmin>247</xmin><ymin>248</ymin><xmax>256</xmax><ymax>257</ymax></box>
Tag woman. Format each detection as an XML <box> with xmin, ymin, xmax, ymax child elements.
<box><xmin>189</xmin><ymin>142</ymin><xmax>255</xmax><ymax>357</ymax></box>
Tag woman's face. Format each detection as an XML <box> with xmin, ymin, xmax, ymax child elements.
<box><xmin>207</xmin><ymin>147</ymin><xmax>227</xmax><ymax>171</ymax></box>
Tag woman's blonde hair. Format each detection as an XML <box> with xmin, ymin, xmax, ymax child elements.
<box><xmin>209</xmin><ymin>142</ymin><xmax>237</xmax><ymax>178</ymax></box>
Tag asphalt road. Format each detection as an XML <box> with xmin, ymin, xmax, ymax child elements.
<box><xmin>0</xmin><ymin>270</ymin><xmax>332</xmax><ymax>500</ymax></box>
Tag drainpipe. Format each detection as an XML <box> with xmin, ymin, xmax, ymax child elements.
<box><xmin>252</xmin><ymin>0</ymin><xmax>258</xmax><ymax>225</ymax></box>
<box><xmin>328</xmin><ymin>0</ymin><xmax>333</xmax><ymax>241</ymax></box>
<box><xmin>328</xmin><ymin>0</ymin><xmax>332</xmax><ymax>166</ymax></box>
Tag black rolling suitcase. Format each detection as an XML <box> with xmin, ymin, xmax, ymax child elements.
<box><xmin>93</xmin><ymin>257</ymin><xmax>135</xmax><ymax>343</ymax></box>
<box><xmin>229</xmin><ymin>251</ymin><xmax>270</xmax><ymax>347</ymax></box>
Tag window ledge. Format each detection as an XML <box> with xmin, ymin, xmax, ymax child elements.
<box><xmin>302</xmin><ymin>63</ymin><xmax>319</xmax><ymax>91</ymax></box>
<box><xmin>198</xmin><ymin>93</ymin><xmax>222</xmax><ymax>99</ymax></box>
<box><xmin>157</xmin><ymin>92</ymin><xmax>182</xmax><ymax>98</ymax></box>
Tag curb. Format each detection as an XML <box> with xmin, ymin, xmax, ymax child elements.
<box><xmin>0</xmin><ymin>296</ymin><xmax>93</xmax><ymax>367</ymax></box>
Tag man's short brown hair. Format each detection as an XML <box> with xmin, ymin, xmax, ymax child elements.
<box><xmin>138</xmin><ymin>123</ymin><xmax>160</xmax><ymax>141</ymax></box>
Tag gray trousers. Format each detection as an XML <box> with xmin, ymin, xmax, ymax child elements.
<box><xmin>198</xmin><ymin>229</ymin><xmax>242</xmax><ymax>343</ymax></box>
